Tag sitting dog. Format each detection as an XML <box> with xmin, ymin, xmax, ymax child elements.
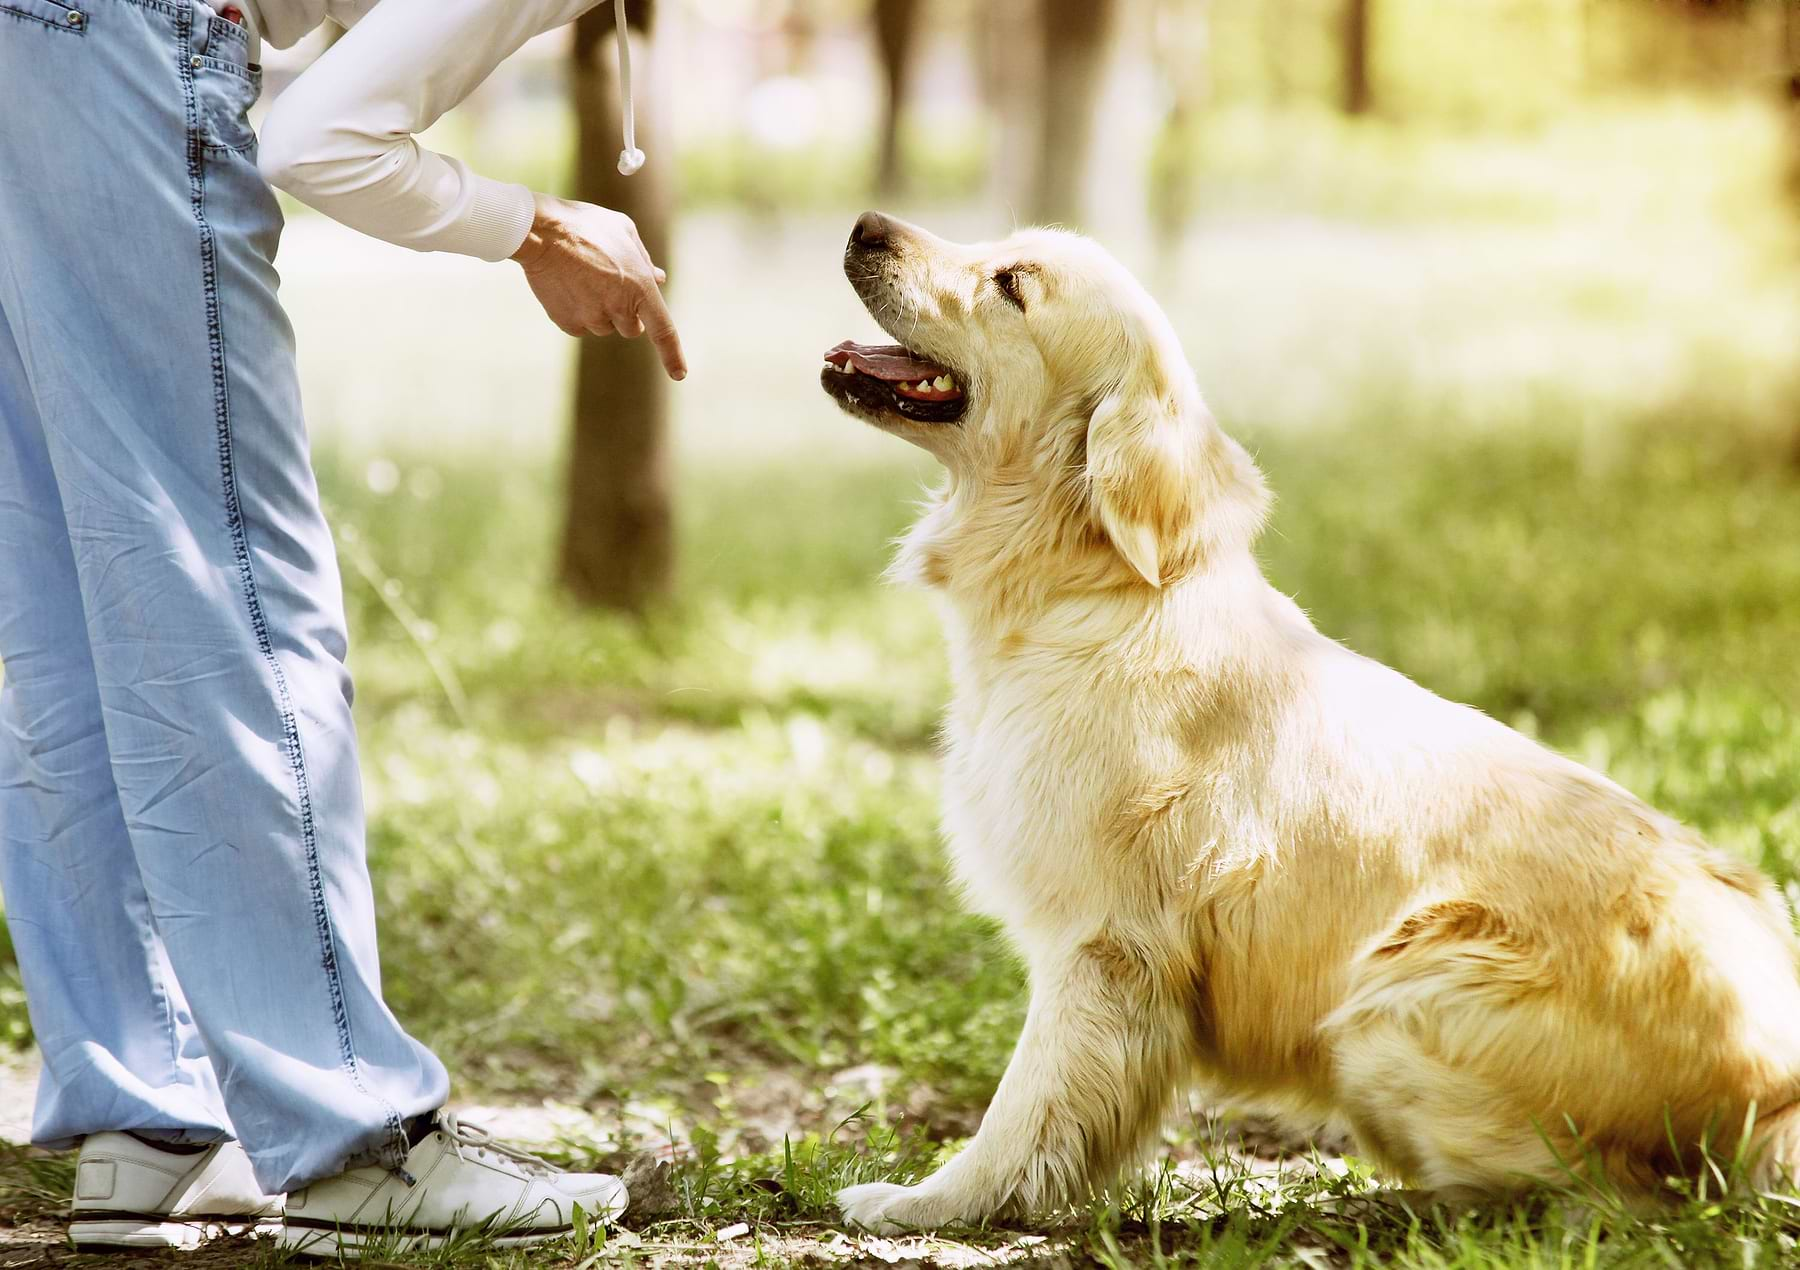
<box><xmin>819</xmin><ymin>212</ymin><xmax>1800</xmax><ymax>1232</ymax></box>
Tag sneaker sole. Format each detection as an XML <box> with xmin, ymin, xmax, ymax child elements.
<box><xmin>70</xmin><ymin>1216</ymin><xmax>279</xmax><ymax>1250</ymax></box>
<box><xmin>278</xmin><ymin>1220</ymin><xmax>574</xmax><ymax>1258</ymax></box>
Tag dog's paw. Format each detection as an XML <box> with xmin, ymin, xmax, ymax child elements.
<box><xmin>837</xmin><ymin>1181</ymin><xmax>930</xmax><ymax>1235</ymax></box>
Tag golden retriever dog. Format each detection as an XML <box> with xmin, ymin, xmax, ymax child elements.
<box><xmin>818</xmin><ymin>211</ymin><xmax>1800</xmax><ymax>1232</ymax></box>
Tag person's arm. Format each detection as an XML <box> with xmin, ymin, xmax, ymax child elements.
<box><xmin>257</xmin><ymin>0</ymin><xmax>583</xmax><ymax>262</ymax></box>
<box><xmin>259</xmin><ymin>0</ymin><xmax>685</xmax><ymax>378</ymax></box>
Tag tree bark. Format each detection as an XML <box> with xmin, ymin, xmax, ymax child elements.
<box><xmin>560</xmin><ymin>0</ymin><xmax>674</xmax><ymax>612</ymax></box>
<box><xmin>1342</xmin><ymin>0</ymin><xmax>1372</xmax><ymax>116</ymax></box>
<box><xmin>872</xmin><ymin>0</ymin><xmax>924</xmax><ymax>196</ymax></box>
<box><xmin>1031</xmin><ymin>0</ymin><xmax>1120</xmax><ymax>226</ymax></box>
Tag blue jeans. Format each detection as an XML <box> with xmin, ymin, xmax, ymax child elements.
<box><xmin>0</xmin><ymin>0</ymin><xmax>448</xmax><ymax>1192</ymax></box>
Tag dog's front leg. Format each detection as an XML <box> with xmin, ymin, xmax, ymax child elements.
<box><xmin>839</xmin><ymin>935</ymin><xmax>1186</xmax><ymax>1233</ymax></box>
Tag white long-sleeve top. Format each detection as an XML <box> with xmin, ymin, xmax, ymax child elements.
<box><xmin>248</xmin><ymin>0</ymin><xmax>600</xmax><ymax>262</ymax></box>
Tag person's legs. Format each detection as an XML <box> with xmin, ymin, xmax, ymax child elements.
<box><xmin>0</xmin><ymin>0</ymin><xmax>446</xmax><ymax>1193</ymax></box>
<box><xmin>0</xmin><ymin>304</ymin><xmax>232</xmax><ymax>1151</ymax></box>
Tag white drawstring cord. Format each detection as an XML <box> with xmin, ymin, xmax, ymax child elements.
<box><xmin>614</xmin><ymin>0</ymin><xmax>645</xmax><ymax>175</ymax></box>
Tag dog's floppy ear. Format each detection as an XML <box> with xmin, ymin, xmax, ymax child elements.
<box><xmin>1085</xmin><ymin>386</ymin><xmax>1202</xmax><ymax>588</ymax></box>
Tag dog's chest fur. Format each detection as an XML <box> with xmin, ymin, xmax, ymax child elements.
<box><xmin>930</xmin><ymin>600</ymin><xmax>1207</xmax><ymax>947</ymax></box>
<box><xmin>937</xmin><ymin>656</ymin><xmax>1102</xmax><ymax>933</ymax></box>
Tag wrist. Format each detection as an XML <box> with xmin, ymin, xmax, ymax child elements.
<box><xmin>512</xmin><ymin>194</ymin><xmax>567</xmax><ymax>273</ymax></box>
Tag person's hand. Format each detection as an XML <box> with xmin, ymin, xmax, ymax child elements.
<box><xmin>512</xmin><ymin>193</ymin><xmax>686</xmax><ymax>380</ymax></box>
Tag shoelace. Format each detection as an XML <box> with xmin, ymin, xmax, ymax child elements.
<box><xmin>435</xmin><ymin>1113</ymin><xmax>561</xmax><ymax>1178</ymax></box>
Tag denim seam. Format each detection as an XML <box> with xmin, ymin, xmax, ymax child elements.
<box><xmin>139</xmin><ymin>898</ymin><xmax>184</xmax><ymax>1082</ymax></box>
<box><xmin>176</xmin><ymin>7</ymin><xmax>408</xmax><ymax>1171</ymax></box>
<box><xmin>0</xmin><ymin>4</ymin><xmax>86</xmax><ymax>35</ymax></box>
<box><xmin>196</xmin><ymin>52</ymin><xmax>256</xmax><ymax>82</ymax></box>
<box><xmin>201</xmin><ymin>128</ymin><xmax>257</xmax><ymax>156</ymax></box>
<box><xmin>205</xmin><ymin>11</ymin><xmax>246</xmax><ymax>50</ymax></box>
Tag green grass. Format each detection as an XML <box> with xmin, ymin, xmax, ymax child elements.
<box><xmin>306</xmin><ymin>416</ymin><xmax>1800</xmax><ymax>1127</ymax></box>
<box><xmin>5</xmin><ymin>99</ymin><xmax>1800</xmax><ymax>1265</ymax></box>
<box><xmin>15</xmin><ymin>415</ymin><xmax>1788</xmax><ymax>1268</ymax></box>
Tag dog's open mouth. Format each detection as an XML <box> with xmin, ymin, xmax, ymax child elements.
<box><xmin>820</xmin><ymin>340</ymin><xmax>968</xmax><ymax>424</ymax></box>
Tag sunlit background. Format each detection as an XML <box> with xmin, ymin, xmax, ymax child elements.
<box><xmin>265</xmin><ymin>0</ymin><xmax>1800</xmax><ymax>467</ymax></box>
<box><xmin>5</xmin><ymin>1</ymin><xmax>1800</xmax><ymax>1260</ymax></box>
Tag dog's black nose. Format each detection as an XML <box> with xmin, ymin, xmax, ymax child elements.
<box><xmin>850</xmin><ymin>211</ymin><xmax>892</xmax><ymax>250</ymax></box>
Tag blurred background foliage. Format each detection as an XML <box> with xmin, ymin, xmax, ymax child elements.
<box><xmin>3</xmin><ymin>0</ymin><xmax>1800</xmax><ymax>1193</ymax></box>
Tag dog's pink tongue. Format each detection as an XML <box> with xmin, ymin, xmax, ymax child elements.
<box><xmin>825</xmin><ymin>340</ymin><xmax>947</xmax><ymax>382</ymax></box>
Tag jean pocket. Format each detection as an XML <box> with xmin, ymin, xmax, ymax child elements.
<box><xmin>0</xmin><ymin>0</ymin><xmax>89</xmax><ymax>35</ymax></box>
<box><xmin>194</xmin><ymin>55</ymin><xmax>261</xmax><ymax>151</ymax></box>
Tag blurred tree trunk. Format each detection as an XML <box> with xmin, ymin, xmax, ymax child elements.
<box><xmin>1342</xmin><ymin>0</ymin><xmax>1372</xmax><ymax>115</ymax></box>
<box><xmin>975</xmin><ymin>0</ymin><xmax>1043</xmax><ymax>213</ymax></box>
<box><xmin>1681</xmin><ymin>0</ymin><xmax>1747</xmax><ymax>16</ymax></box>
<box><xmin>1786</xmin><ymin>1</ymin><xmax>1800</xmax><ymax>467</ymax></box>
<box><xmin>872</xmin><ymin>0</ymin><xmax>924</xmax><ymax>196</ymax></box>
<box><xmin>1258</xmin><ymin>1</ymin><xmax>1294</xmax><ymax>106</ymax></box>
<box><xmin>1032</xmin><ymin>0</ymin><xmax>1121</xmax><ymax>225</ymax></box>
<box><xmin>561</xmin><ymin>0</ymin><xmax>674</xmax><ymax>611</ymax></box>
<box><xmin>1787</xmin><ymin>1</ymin><xmax>1800</xmax><ymax>204</ymax></box>
<box><xmin>1149</xmin><ymin>0</ymin><xmax>1210</xmax><ymax>268</ymax></box>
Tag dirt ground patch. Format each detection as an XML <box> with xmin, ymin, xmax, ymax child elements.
<box><xmin>0</xmin><ymin>1223</ymin><xmax>268</xmax><ymax>1270</ymax></box>
<box><xmin>0</xmin><ymin>1219</ymin><xmax>1087</xmax><ymax>1269</ymax></box>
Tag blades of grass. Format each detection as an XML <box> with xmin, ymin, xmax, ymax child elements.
<box><xmin>334</xmin><ymin>517</ymin><xmax>470</xmax><ymax>726</ymax></box>
<box><xmin>1729</xmin><ymin>1099</ymin><xmax>1760</xmax><ymax>1185</ymax></box>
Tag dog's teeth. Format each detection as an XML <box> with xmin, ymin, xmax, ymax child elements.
<box><xmin>934</xmin><ymin>375</ymin><xmax>953</xmax><ymax>391</ymax></box>
<box><xmin>918</xmin><ymin>380</ymin><xmax>933</xmax><ymax>392</ymax></box>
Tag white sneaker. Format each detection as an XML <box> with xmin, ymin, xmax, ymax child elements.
<box><xmin>69</xmin><ymin>1131</ymin><xmax>283</xmax><ymax>1250</ymax></box>
<box><xmin>279</xmin><ymin>1112</ymin><xmax>627</xmax><ymax>1258</ymax></box>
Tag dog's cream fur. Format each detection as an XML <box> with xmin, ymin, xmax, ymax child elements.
<box><xmin>824</xmin><ymin>215</ymin><xmax>1800</xmax><ymax>1232</ymax></box>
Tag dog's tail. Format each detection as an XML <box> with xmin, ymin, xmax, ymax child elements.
<box><xmin>1749</xmin><ymin>1101</ymin><xmax>1800</xmax><ymax>1189</ymax></box>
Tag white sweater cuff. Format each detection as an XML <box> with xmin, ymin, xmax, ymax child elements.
<box><xmin>446</xmin><ymin>178</ymin><xmax>537</xmax><ymax>263</ymax></box>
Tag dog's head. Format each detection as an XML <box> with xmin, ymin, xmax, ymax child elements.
<box><xmin>821</xmin><ymin>212</ymin><xmax>1267</xmax><ymax>593</ymax></box>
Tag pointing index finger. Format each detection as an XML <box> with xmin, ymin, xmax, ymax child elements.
<box><xmin>637</xmin><ymin>281</ymin><xmax>686</xmax><ymax>381</ymax></box>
